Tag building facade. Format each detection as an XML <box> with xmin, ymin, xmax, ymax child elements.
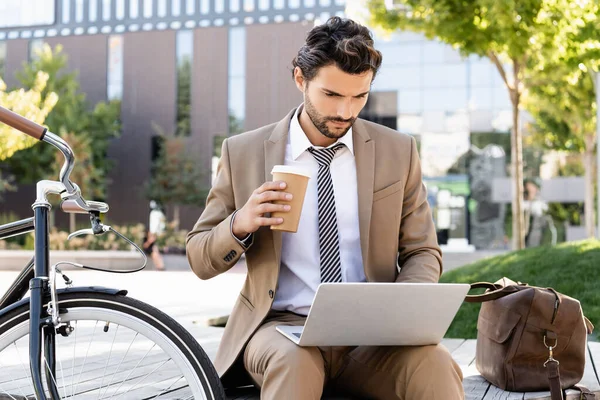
<box><xmin>0</xmin><ymin>0</ymin><xmax>512</xmax><ymax>237</ymax></box>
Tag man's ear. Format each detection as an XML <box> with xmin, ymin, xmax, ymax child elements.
<box><xmin>293</xmin><ymin>67</ymin><xmax>306</xmax><ymax>93</ymax></box>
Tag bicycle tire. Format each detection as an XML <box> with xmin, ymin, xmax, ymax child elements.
<box><xmin>0</xmin><ymin>291</ymin><xmax>226</xmax><ymax>400</ymax></box>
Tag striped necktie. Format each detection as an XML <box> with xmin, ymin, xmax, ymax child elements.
<box><xmin>308</xmin><ymin>143</ymin><xmax>345</xmax><ymax>283</ymax></box>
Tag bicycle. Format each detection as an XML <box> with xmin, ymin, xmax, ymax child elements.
<box><xmin>0</xmin><ymin>106</ymin><xmax>226</xmax><ymax>399</ymax></box>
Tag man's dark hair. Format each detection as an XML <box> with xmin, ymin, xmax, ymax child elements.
<box><xmin>292</xmin><ymin>17</ymin><xmax>383</xmax><ymax>82</ymax></box>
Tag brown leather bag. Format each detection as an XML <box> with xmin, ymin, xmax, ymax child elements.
<box><xmin>465</xmin><ymin>277</ymin><xmax>595</xmax><ymax>400</ymax></box>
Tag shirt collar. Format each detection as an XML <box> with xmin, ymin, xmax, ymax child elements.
<box><xmin>289</xmin><ymin>104</ymin><xmax>354</xmax><ymax>161</ymax></box>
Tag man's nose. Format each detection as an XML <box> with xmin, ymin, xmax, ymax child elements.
<box><xmin>337</xmin><ymin>98</ymin><xmax>353</xmax><ymax>120</ymax></box>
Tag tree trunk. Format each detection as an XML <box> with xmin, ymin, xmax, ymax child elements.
<box><xmin>511</xmin><ymin>84</ymin><xmax>525</xmax><ymax>250</ymax></box>
<box><xmin>583</xmin><ymin>134</ymin><xmax>595</xmax><ymax>238</ymax></box>
<box><xmin>174</xmin><ymin>205</ymin><xmax>180</xmax><ymax>231</ymax></box>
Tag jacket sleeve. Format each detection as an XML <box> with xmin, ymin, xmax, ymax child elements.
<box><xmin>186</xmin><ymin>138</ymin><xmax>247</xmax><ymax>280</ymax></box>
<box><xmin>395</xmin><ymin>137</ymin><xmax>442</xmax><ymax>283</ymax></box>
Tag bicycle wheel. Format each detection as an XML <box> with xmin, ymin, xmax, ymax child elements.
<box><xmin>0</xmin><ymin>292</ymin><xmax>225</xmax><ymax>399</ymax></box>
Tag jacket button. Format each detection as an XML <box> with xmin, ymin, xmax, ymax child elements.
<box><xmin>268</xmin><ymin>290</ymin><xmax>274</xmax><ymax>299</ymax></box>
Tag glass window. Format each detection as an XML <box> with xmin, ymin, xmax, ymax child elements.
<box><xmin>157</xmin><ymin>0</ymin><xmax>167</xmax><ymax>16</ymax></box>
<box><xmin>423</xmin><ymin>64</ymin><xmax>467</xmax><ymax>88</ymax></box>
<box><xmin>244</xmin><ymin>0</ymin><xmax>255</xmax><ymax>11</ymax></box>
<box><xmin>29</xmin><ymin>39</ymin><xmax>45</xmax><ymax>61</ymax></box>
<box><xmin>443</xmin><ymin>44</ymin><xmax>463</xmax><ymax>63</ymax></box>
<box><xmin>421</xmin><ymin>111</ymin><xmax>445</xmax><ymax>133</ymax></box>
<box><xmin>229</xmin><ymin>27</ymin><xmax>246</xmax><ymax>132</ymax></box>
<box><xmin>107</xmin><ymin>35</ymin><xmax>124</xmax><ymax>101</ymax></box>
<box><xmin>422</xmin><ymin>88</ymin><xmax>468</xmax><ymax>112</ymax></box>
<box><xmin>230</xmin><ymin>0</ymin><xmax>240</xmax><ymax>12</ymax></box>
<box><xmin>215</xmin><ymin>0</ymin><xmax>225</xmax><ymax>13</ymax></box>
<box><xmin>258</xmin><ymin>0</ymin><xmax>269</xmax><ymax>10</ymax></box>
<box><xmin>116</xmin><ymin>0</ymin><xmax>126</xmax><ymax>19</ymax></box>
<box><xmin>381</xmin><ymin>43</ymin><xmax>422</xmax><ymax>66</ymax></box>
<box><xmin>186</xmin><ymin>0</ymin><xmax>195</xmax><ymax>14</ymax></box>
<box><xmin>103</xmin><ymin>0</ymin><xmax>113</xmax><ymax>21</ymax></box>
<box><xmin>492</xmin><ymin>86</ymin><xmax>511</xmax><ymax>110</ymax></box>
<box><xmin>129</xmin><ymin>0</ymin><xmax>139</xmax><ymax>18</ymax></box>
<box><xmin>143</xmin><ymin>0</ymin><xmax>153</xmax><ymax>17</ymax></box>
<box><xmin>176</xmin><ymin>30</ymin><xmax>193</xmax><ymax>136</ymax></box>
<box><xmin>397</xmin><ymin>113</ymin><xmax>423</xmax><ymax>135</ymax></box>
<box><xmin>469</xmin><ymin>87</ymin><xmax>493</xmax><ymax>110</ymax></box>
<box><xmin>0</xmin><ymin>42</ymin><xmax>6</xmax><ymax>79</ymax></box>
<box><xmin>201</xmin><ymin>0</ymin><xmax>210</xmax><ymax>14</ymax></box>
<box><xmin>90</xmin><ymin>0</ymin><xmax>99</xmax><ymax>21</ymax></box>
<box><xmin>469</xmin><ymin>61</ymin><xmax>494</xmax><ymax>87</ymax></box>
<box><xmin>373</xmin><ymin>66</ymin><xmax>421</xmax><ymax>91</ymax></box>
<box><xmin>445</xmin><ymin>111</ymin><xmax>469</xmax><ymax>133</ymax></box>
<box><xmin>470</xmin><ymin>110</ymin><xmax>494</xmax><ymax>132</ymax></box>
<box><xmin>398</xmin><ymin>89</ymin><xmax>422</xmax><ymax>114</ymax></box>
<box><xmin>422</xmin><ymin>41</ymin><xmax>445</xmax><ymax>64</ymax></box>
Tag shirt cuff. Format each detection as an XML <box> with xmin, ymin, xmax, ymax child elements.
<box><xmin>230</xmin><ymin>210</ymin><xmax>254</xmax><ymax>249</ymax></box>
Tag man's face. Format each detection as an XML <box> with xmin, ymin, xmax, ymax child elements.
<box><xmin>298</xmin><ymin>65</ymin><xmax>372</xmax><ymax>140</ymax></box>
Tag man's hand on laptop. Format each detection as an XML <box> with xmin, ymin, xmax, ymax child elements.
<box><xmin>232</xmin><ymin>181</ymin><xmax>293</xmax><ymax>239</ymax></box>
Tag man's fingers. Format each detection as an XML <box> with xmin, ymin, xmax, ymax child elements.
<box><xmin>255</xmin><ymin>216</ymin><xmax>284</xmax><ymax>226</ymax></box>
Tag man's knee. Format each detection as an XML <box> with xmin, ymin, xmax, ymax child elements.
<box><xmin>269</xmin><ymin>343</ymin><xmax>324</xmax><ymax>376</ymax></box>
<box><xmin>410</xmin><ymin>344</ymin><xmax>462</xmax><ymax>377</ymax></box>
<box><xmin>245</xmin><ymin>337</ymin><xmax>325</xmax><ymax>384</ymax></box>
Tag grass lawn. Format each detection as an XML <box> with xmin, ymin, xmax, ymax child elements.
<box><xmin>440</xmin><ymin>239</ymin><xmax>600</xmax><ymax>341</ymax></box>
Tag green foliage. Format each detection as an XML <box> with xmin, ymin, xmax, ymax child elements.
<box><xmin>176</xmin><ymin>57</ymin><xmax>192</xmax><ymax>136</ymax></box>
<box><xmin>441</xmin><ymin>239</ymin><xmax>600</xmax><ymax>340</ymax></box>
<box><xmin>523</xmin><ymin>4</ymin><xmax>599</xmax><ymax>154</ymax></box>
<box><xmin>4</xmin><ymin>44</ymin><xmax>121</xmax><ymax>200</ymax></box>
<box><xmin>145</xmin><ymin>134</ymin><xmax>209</xmax><ymax>209</ymax></box>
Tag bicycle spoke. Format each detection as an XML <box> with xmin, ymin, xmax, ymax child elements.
<box><xmin>71</xmin><ymin>320</ymin><xmax>78</xmax><ymax>399</ymax></box>
<box><xmin>0</xmin><ymin>357</ymin><xmax>26</xmax><ymax>399</ymax></box>
<box><xmin>114</xmin><ymin>357</ymin><xmax>171</xmax><ymax>399</ymax></box>
<box><xmin>107</xmin><ymin>343</ymin><xmax>156</xmax><ymax>399</ymax></box>
<box><xmin>13</xmin><ymin>341</ymin><xmax>33</xmax><ymax>396</ymax></box>
<box><xmin>96</xmin><ymin>324</ymin><xmax>120</xmax><ymax>400</ymax></box>
<box><xmin>73</xmin><ymin>320</ymin><xmax>98</xmax><ymax>397</ymax></box>
<box><xmin>42</xmin><ymin>354</ymin><xmax>63</xmax><ymax>398</ymax></box>
<box><xmin>99</xmin><ymin>332</ymin><xmax>139</xmax><ymax>399</ymax></box>
<box><xmin>150</xmin><ymin>375</ymin><xmax>184</xmax><ymax>400</ymax></box>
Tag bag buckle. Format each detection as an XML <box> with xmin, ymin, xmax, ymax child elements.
<box><xmin>543</xmin><ymin>335</ymin><xmax>559</xmax><ymax>367</ymax></box>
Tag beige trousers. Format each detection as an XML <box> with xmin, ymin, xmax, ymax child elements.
<box><xmin>243</xmin><ymin>310</ymin><xmax>464</xmax><ymax>400</ymax></box>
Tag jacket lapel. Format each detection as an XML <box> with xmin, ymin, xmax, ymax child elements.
<box><xmin>263</xmin><ymin>109</ymin><xmax>295</xmax><ymax>270</ymax></box>
<box><xmin>352</xmin><ymin>120</ymin><xmax>375</xmax><ymax>280</ymax></box>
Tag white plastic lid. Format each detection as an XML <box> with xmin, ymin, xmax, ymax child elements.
<box><xmin>271</xmin><ymin>165</ymin><xmax>311</xmax><ymax>178</ymax></box>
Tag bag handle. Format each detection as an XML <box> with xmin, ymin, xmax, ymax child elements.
<box><xmin>464</xmin><ymin>282</ymin><xmax>520</xmax><ymax>303</ymax></box>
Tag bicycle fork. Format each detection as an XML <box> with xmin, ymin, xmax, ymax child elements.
<box><xmin>29</xmin><ymin>204</ymin><xmax>61</xmax><ymax>400</ymax></box>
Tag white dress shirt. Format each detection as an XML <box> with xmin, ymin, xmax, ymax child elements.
<box><xmin>272</xmin><ymin>105</ymin><xmax>365</xmax><ymax>315</ymax></box>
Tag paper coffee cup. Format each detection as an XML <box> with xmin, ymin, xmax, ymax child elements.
<box><xmin>271</xmin><ymin>165</ymin><xmax>311</xmax><ymax>233</ymax></box>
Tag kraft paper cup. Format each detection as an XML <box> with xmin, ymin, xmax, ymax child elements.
<box><xmin>270</xmin><ymin>165</ymin><xmax>311</xmax><ymax>233</ymax></box>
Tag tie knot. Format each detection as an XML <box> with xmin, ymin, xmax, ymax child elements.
<box><xmin>308</xmin><ymin>143</ymin><xmax>345</xmax><ymax>167</ymax></box>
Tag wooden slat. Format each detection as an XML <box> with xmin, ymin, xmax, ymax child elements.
<box><xmin>442</xmin><ymin>338</ymin><xmax>467</xmax><ymax>354</ymax></box>
<box><xmin>464</xmin><ymin>375</ymin><xmax>492</xmax><ymax>400</ymax></box>
<box><xmin>483</xmin><ymin>385</ymin><xmax>524</xmax><ymax>399</ymax></box>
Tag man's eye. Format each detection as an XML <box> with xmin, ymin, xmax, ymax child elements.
<box><xmin>325</xmin><ymin>93</ymin><xmax>338</xmax><ymax>97</ymax></box>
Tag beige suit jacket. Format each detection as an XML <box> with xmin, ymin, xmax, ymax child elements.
<box><xmin>186</xmin><ymin>109</ymin><xmax>442</xmax><ymax>384</ymax></box>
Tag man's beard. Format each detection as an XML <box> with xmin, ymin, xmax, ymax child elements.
<box><xmin>304</xmin><ymin>93</ymin><xmax>355</xmax><ymax>140</ymax></box>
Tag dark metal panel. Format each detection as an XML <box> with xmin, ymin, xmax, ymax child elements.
<box><xmin>107</xmin><ymin>29</ymin><xmax>177</xmax><ymax>225</ymax></box>
<box><xmin>4</xmin><ymin>39</ymin><xmax>28</xmax><ymax>88</ymax></box>
<box><xmin>245</xmin><ymin>22</ymin><xmax>309</xmax><ymax>130</ymax></box>
<box><xmin>45</xmin><ymin>35</ymin><xmax>109</xmax><ymax>107</ymax></box>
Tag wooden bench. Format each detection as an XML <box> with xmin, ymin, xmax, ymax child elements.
<box><xmin>226</xmin><ymin>339</ymin><xmax>600</xmax><ymax>400</ymax></box>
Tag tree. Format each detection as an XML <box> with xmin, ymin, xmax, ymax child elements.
<box><xmin>145</xmin><ymin>133</ymin><xmax>209</xmax><ymax>230</ymax></box>
<box><xmin>524</xmin><ymin>7</ymin><xmax>599</xmax><ymax>238</ymax></box>
<box><xmin>361</xmin><ymin>0</ymin><xmax>588</xmax><ymax>250</ymax></box>
<box><xmin>0</xmin><ymin>71</ymin><xmax>58</xmax><ymax>197</ymax></box>
<box><xmin>5</xmin><ymin>43</ymin><xmax>121</xmax><ymax>201</ymax></box>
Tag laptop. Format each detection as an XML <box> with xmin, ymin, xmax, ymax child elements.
<box><xmin>276</xmin><ymin>282</ymin><xmax>470</xmax><ymax>346</ymax></box>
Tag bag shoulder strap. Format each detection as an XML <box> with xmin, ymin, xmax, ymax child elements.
<box><xmin>464</xmin><ymin>282</ymin><xmax>520</xmax><ymax>303</ymax></box>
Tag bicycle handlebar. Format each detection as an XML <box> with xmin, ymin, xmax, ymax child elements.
<box><xmin>0</xmin><ymin>105</ymin><xmax>109</xmax><ymax>214</ymax></box>
<box><xmin>0</xmin><ymin>106</ymin><xmax>47</xmax><ymax>140</ymax></box>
